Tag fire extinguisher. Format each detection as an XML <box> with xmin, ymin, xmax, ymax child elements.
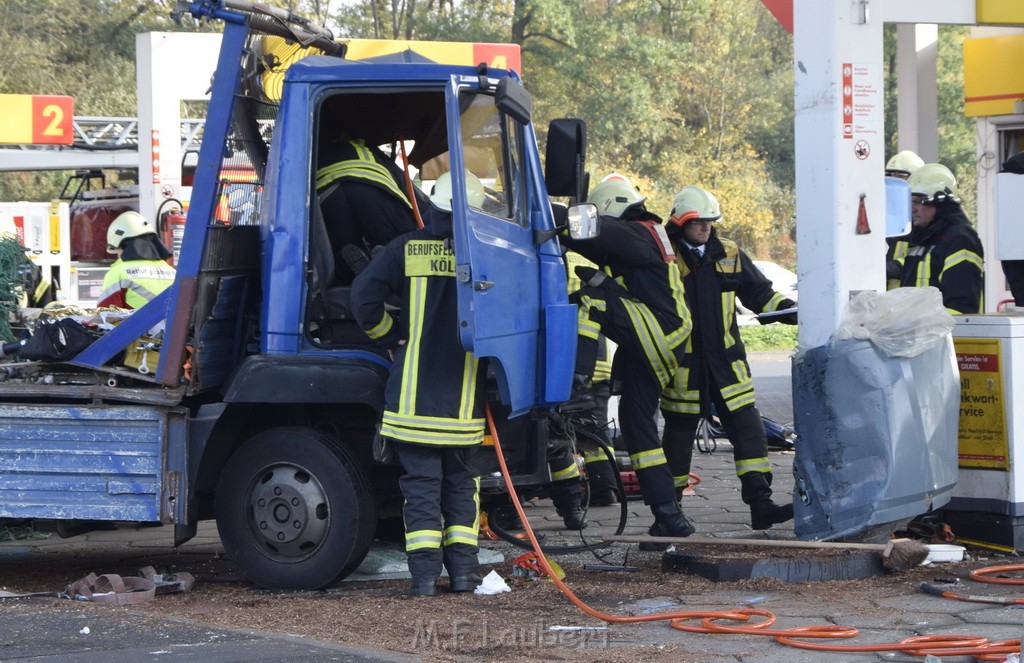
<box><xmin>157</xmin><ymin>198</ymin><xmax>186</xmax><ymax>267</ymax></box>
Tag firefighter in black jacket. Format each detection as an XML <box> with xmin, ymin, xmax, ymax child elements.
<box><xmin>894</xmin><ymin>163</ymin><xmax>984</xmax><ymax>314</ymax></box>
<box><xmin>660</xmin><ymin>185</ymin><xmax>795</xmax><ymax>531</ymax></box>
<box><xmin>561</xmin><ymin>178</ymin><xmax>695</xmax><ymax>540</ymax></box>
<box><xmin>316</xmin><ymin>137</ymin><xmax>419</xmax><ymax>283</ymax></box>
<box><xmin>350</xmin><ymin>171</ymin><xmax>486</xmax><ymax>597</ymax></box>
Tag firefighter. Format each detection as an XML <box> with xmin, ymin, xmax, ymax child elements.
<box><xmin>885</xmin><ymin>150</ymin><xmax>925</xmax><ymax>289</ymax></box>
<box><xmin>98</xmin><ymin>211</ymin><xmax>176</xmax><ymax>310</ymax></box>
<box><xmin>560</xmin><ymin>178</ymin><xmax>695</xmax><ymax>540</ymax></box>
<box><xmin>898</xmin><ymin>163</ymin><xmax>984</xmax><ymax>314</ymax></box>
<box><xmin>564</xmin><ymin>251</ymin><xmax>619</xmax><ymax>507</ymax></box>
<box><xmin>350</xmin><ymin>171</ymin><xmax>486</xmax><ymax>597</ymax></box>
<box><xmin>660</xmin><ymin>185</ymin><xmax>796</xmax><ymax>532</ymax></box>
<box><xmin>315</xmin><ymin>137</ymin><xmax>420</xmax><ymax>283</ymax></box>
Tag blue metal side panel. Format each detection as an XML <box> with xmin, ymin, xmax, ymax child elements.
<box><xmin>0</xmin><ymin>405</ymin><xmax>169</xmax><ymax>522</ymax></box>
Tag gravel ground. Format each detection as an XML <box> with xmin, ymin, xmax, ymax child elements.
<box><xmin>0</xmin><ymin>539</ymin><xmax>994</xmax><ymax>663</ymax></box>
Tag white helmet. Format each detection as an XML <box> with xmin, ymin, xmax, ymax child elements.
<box><xmin>908</xmin><ymin>163</ymin><xmax>960</xmax><ymax>204</ymax></box>
<box><xmin>430</xmin><ymin>170</ymin><xmax>485</xmax><ymax>212</ymax></box>
<box><xmin>107</xmin><ymin>211</ymin><xmax>155</xmax><ymax>251</ymax></box>
<box><xmin>885</xmin><ymin>150</ymin><xmax>925</xmax><ymax>178</ymax></box>
<box><xmin>586</xmin><ymin>179</ymin><xmax>646</xmax><ymax>219</ymax></box>
<box><xmin>667</xmin><ymin>186</ymin><xmax>721</xmax><ymax>227</ymax></box>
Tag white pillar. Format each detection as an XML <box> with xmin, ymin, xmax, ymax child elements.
<box><xmin>895</xmin><ymin>23</ymin><xmax>939</xmax><ymax>162</ymax></box>
<box><xmin>136</xmin><ymin>32</ymin><xmax>222</xmax><ymax>225</ymax></box>
<box><xmin>794</xmin><ymin>0</ymin><xmax>887</xmax><ymax>349</ymax></box>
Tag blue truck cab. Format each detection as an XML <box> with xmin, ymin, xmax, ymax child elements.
<box><xmin>0</xmin><ymin>1</ymin><xmax>589</xmax><ymax>590</ymax></box>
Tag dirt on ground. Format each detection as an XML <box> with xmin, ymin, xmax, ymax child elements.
<box><xmin>0</xmin><ymin>543</ymin><xmax>994</xmax><ymax>663</ymax></box>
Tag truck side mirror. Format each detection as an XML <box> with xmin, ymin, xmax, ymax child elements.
<box><xmin>567</xmin><ymin>203</ymin><xmax>600</xmax><ymax>240</ymax></box>
<box><xmin>885</xmin><ymin>176</ymin><xmax>912</xmax><ymax>237</ymax></box>
<box><xmin>495</xmin><ymin>77</ymin><xmax>532</xmax><ymax>125</ymax></box>
<box><xmin>545</xmin><ymin>118</ymin><xmax>587</xmax><ymax>200</ymax></box>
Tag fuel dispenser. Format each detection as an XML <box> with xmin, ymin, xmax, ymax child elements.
<box><xmin>939</xmin><ymin>169</ymin><xmax>1024</xmax><ymax>550</ymax></box>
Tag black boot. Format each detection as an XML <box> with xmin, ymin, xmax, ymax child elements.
<box><xmin>550</xmin><ymin>481</ymin><xmax>587</xmax><ymax>531</ymax></box>
<box><xmin>740</xmin><ymin>472</ymin><xmax>794</xmax><ymax>530</ymax></box>
<box><xmin>640</xmin><ymin>500</ymin><xmax>695</xmax><ymax>551</ymax></box>
<box><xmin>585</xmin><ymin>458</ymin><xmax>619</xmax><ymax>507</ymax></box>
<box><xmin>750</xmin><ymin>501</ymin><xmax>794</xmax><ymax>530</ymax></box>
<box><xmin>409</xmin><ymin>577</ymin><xmax>437</xmax><ymax>596</ymax></box>
<box><xmin>449</xmin><ymin>571</ymin><xmax>484</xmax><ymax>593</ymax></box>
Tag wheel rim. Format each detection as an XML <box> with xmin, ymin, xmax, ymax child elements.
<box><xmin>246</xmin><ymin>463</ymin><xmax>331</xmax><ymax>562</ymax></box>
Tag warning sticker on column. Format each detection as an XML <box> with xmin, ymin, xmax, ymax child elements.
<box><xmin>841</xmin><ymin>62</ymin><xmax>882</xmax><ymax>145</ymax></box>
<box><xmin>954</xmin><ymin>337</ymin><xmax>1008</xmax><ymax>470</ymax></box>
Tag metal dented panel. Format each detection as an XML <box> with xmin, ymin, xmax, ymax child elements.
<box><xmin>0</xmin><ymin>404</ymin><xmax>175</xmax><ymax>522</ymax></box>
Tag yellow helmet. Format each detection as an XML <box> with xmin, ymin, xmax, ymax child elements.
<box><xmin>107</xmin><ymin>211</ymin><xmax>155</xmax><ymax>251</ymax></box>
<box><xmin>587</xmin><ymin>179</ymin><xmax>646</xmax><ymax>218</ymax></box>
<box><xmin>430</xmin><ymin>170</ymin><xmax>485</xmax><ymax>211</ymax></box>
<box><xmin>885</xmin><ymin>150</ymin><xmax>925</xmax><ymax>178</ymax></box>
<box><xmin>908</xmin><ymin>163</ymin><xmax>959</xmax><ymax>204</ymax></box>
<box><xmin>667</xmin><ymin>186</ymin><xmax>721</xmax><ymax>227</ymax></box>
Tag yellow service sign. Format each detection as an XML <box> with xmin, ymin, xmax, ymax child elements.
<box><xmin>964</xmin><ymin>33</ymin><xmax>1024</xmax><ymax>117</ymax></box>
<box><xmin>954</xmin><ymin>337</ymin><xmax>1009</xmax><ymax>470</ymax></box>
<box><xmin>976</xmin><ymin>0</ymin><xmax>1024</xmax><ymax>24</ymax></box>
<box><xmin>0</xmin><ymin>94</ymin><xmax>74</xmax><ymax>145</ymax></box>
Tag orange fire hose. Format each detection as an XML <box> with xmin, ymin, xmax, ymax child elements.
<box><xmin>485</xmin><ymin>404</ymin><xmax>1024</xmax><ymax>661</ymax></box>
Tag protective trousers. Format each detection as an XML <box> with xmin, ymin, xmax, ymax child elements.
<box><xmin>575</xmin><ymin>284</ymin><xmax>681</xmax><ymax>506</ymax></box>
<box><xmin>580</xmin><ymin>380</ymin><xmax>619</xmax><ymax>502</ymax></box>
<box><xmin>662</xmin><ymin>389</ymin><xmax>774</xmax><ymax>501</ymax></box>
<box><xmin>395</xmin><ymin>442</ymin><xmax>480</xmax><ymax>581</ymax></box>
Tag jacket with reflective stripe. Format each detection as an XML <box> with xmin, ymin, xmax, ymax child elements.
<box><xmin>98</xmin><ymin>258</ymin><xmax>176</xmax><ymax>309</ymax></box>
<box><xmin>562</xmin><ymin>215</ymin><xmax>691</xmax><ymax>345</ymax></box>
<box><xmin>898</xmin><ymin>207</ymin><xmax>984</xmax><ymax>315</ymax></box>
<box><xmin>315</xmin><ymin>139</ymin><xmax>411</xmax><ymax>208</ymax></box>
<box><xmin>350</xmin><ymin>226</ymin><xmax>485</xmax><ymax>446</ymax></box>
<box><xmin>662</xmin><ymin>230</ymin><xmax>794</xmax><ymax>415</ymax></box>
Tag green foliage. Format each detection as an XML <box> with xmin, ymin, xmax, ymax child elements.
<box><xmin>0</xmin><ymin>0</ymin><xmax>978</xmax><ymax>264</ymax></box>
<box><xmin>739</xmin><ymin>324</ymin><xmax>797</xmax><ymax>353</ymax></box>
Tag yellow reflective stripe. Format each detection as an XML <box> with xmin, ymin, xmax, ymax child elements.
<box><xmin>725</xmin><ymin>390</ymin><xmax>756</xmax><ymax>411</ymax></box>
<box><xmin>736</xmin><ymin>457</ymin><xmax>770</xmax><ymax>475</ymax></box>
<box><xmin>673</xmin><ymin>474</ymin><xmax>690</xmax><ymax>489</ymax></box>
<box><xmin>458</xmin><ymin>352</ymin><xmax>479</xmax><ymax>420</ymax></box>
<box><xmin>365</xmin><ymin>312</ymin><xmax>393</xmax><ymax>340</ymax></box>
<box><xmin>893</xmin><ymin>241</ymin><xmax>908</xmax><ymax>263</ymax></box>
<box><xmin>941</xmin><ymin>249</ymin><xmax>984</xmax><ymax>276</ymax></box>
<box><xmin>583</xmin><ymin>447</ymin><xmax>614</xmax><ymax>462</ymax></box>
<box><xmin>550</xmin><ymin>463</ymin><xmax>581</xmax><ymax>481</ymax></box>
<box><xmin>315</xmin><ymin>140</ymin><xmax>411</xmax><ymax>207</ymax></box>
<box><xmin>443</xmin><ymin>524</ymin><xmax>479</xmax><ymax>547</ymax></box>
<box><xmin>915</xmin><ymin>253</ymin><xmax>932</xmax><ymax>288</ymax></box>
<box><xmin>406</xmin><ymin>529</ymin><xmax>443</xmax><ymax>551</ymax></box>
<box><xmin>405</xmin><ymin>240</ymin><xmax>455</xmax><ymax>276</ymax></box>
<box><xmin>668</xmin><ymin>261</ymin><xmax>689</xmax><ymax>325</ymax></box>
<box><xmin>621</xmin><ymin>299</ymin><xmax>676</xmax><ymax>385</ymax></box>
<box><xmin>722</xmin><ymin>291</ymin><xmax>735</xmax><ymax>350</ymax></box>
<box><xmin>578</xmin><ymin>295</ymin><xmax>603</xmax><ymax>340</ymax></box>
<box><xmin>630</xmin><ymin>448</ymin><xmax>667</xmax><ymax>470</ymax></box>
<box><xmin>380</xmin><ymin>424</ymin><xmax>485</xmax><ymax>446</ymax></box>
<box><xmin>660</xmin><ymin>366</ymin><xmax>701</xmax><ymax>414</ymax></box>
<box><xmin>399</xmin><ymin>277</ymin><xmax>427</xmax><ymax>415</ymax></box>
<box><xmin>382</xmin><ymin>411</ymin><xmax>485</xmax><ymax>431</ymax></box>
<box><xmin>764</xmin><ymin>292</ymin><xmax>788</xmax><ymax>312</ymax></box>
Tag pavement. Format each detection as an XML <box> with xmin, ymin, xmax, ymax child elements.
<box><xmin>2</xmin><ymin>353</ymin><xmax>1023</xmax><ymax>662</ymax></box>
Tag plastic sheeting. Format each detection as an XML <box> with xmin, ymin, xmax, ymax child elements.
<box><xmin>792</xmin><ymin>336</ymin><xmax>960</xmax><ymax>541</ymax></box>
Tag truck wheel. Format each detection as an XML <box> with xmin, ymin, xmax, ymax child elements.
<box><xmin>215</xmin><ymin>427</ymin><xmax>377</xmax><ymax>590</ymax></box>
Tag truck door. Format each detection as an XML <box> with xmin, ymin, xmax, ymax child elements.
<box><xmin>444</xmin><ymin>77</ymin><xmax>544</xmax><ymax>415</ymax></box>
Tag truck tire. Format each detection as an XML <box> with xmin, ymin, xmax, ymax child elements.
<box><xmin>215</xmin><ymin>427</ymin><xmax>377</xmax><ymax>590</ymax></box>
